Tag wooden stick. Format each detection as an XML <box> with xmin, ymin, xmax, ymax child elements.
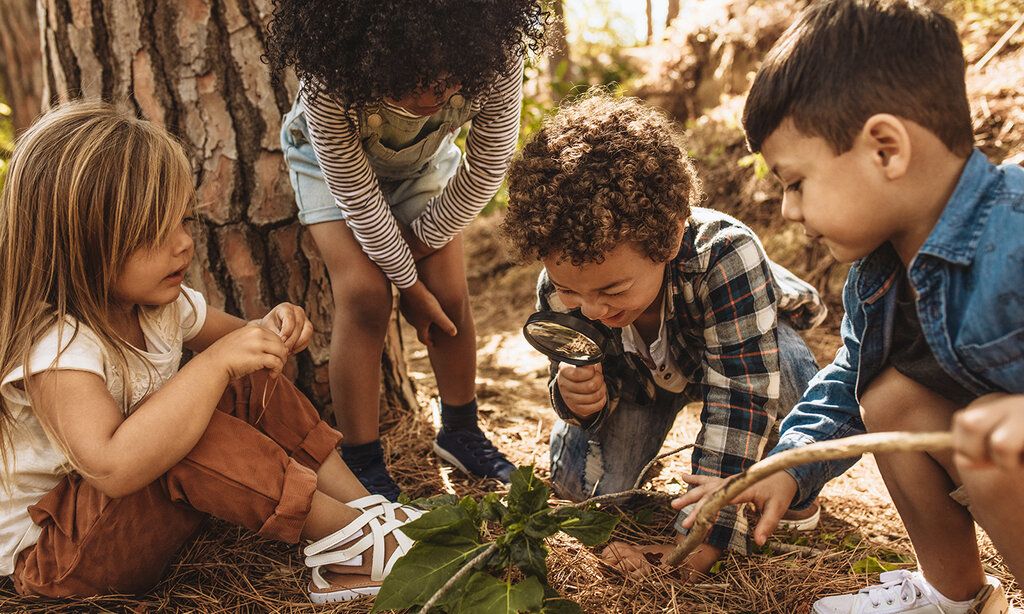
<box><xmin>974</xmin><ymin>13</ymin><xmax>1024</xmax><ymax>72</ymax></box>
<box><xmin>664</xmin><ymin>431</ymin><xmax>953</xmax><ymax>566</ymax></box>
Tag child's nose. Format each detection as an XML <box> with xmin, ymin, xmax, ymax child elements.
<box><xmin>174</xmin><ymin>225</ymin><xmax>194</xmax><ymax>255</ymax></box>
<box><xmin>781</xmin><ymin>194</ymin><xmax>803</xmax><ymax>223</ymax></box>
<box><xmin>579</xmin><ymin>298</ymin><xmax>609</xmax><ymax>321</ymax></box>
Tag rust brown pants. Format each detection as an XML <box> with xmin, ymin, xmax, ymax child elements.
<box><xmin>12</xmin><ymin>371</ymin><xmax>342</xmax><ymax>598</ymax></box>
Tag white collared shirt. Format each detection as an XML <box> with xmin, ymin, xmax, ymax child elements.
<box><xmin>619</xmin><ymin>293</ymin><xmax>688</xmax><ymax>393</ymax></box>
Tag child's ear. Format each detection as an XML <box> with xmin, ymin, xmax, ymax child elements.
<box><xmin>858</xmin><ymin>114</ymin><xmax>911</xmax><ymax>180</ymax></box>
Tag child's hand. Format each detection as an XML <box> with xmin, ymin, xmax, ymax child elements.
<box><xmin>556</xmin><ymin>363</ymin><xmax>607</xmax><ymax>418</ymax></box>
<box><xmin>953</xmin><ymin>393</ymin><xmax>1024</xmax><ymax>471</ymax></box>
<box><xmin>201</xmin><ymin>323</ymin><xmax>289</xmax><ymax>381</ymax></box>
<box><xmin>398</xmin><ymin>222</ymin><xmax>438</xmax><ymax>262</ymax></box>
<box><xmin>673</xmin><ymin>471</ymin><xmax>799</xmax><ymax>546</ymax></box>
<box><xmin>256</xmin><ymin>302</ymin><xmax>314</xmax><ymax>354</ymax></box>
<box><xmin>399</xmin><ymin>281</ymin><xmax>458</xmax><ymax>347</ymax></box>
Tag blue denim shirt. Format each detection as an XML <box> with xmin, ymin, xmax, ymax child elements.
<box><xmin>770</xmin><ymin>150</ymin><xmax>1024</xmax><ymax>508</ymax></box>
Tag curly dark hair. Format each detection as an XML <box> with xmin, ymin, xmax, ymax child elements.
<box><xmin>264</xmin><ymin>0</ymin><xmax>547</xmax><ymax>107</ymax></box>
<box><xmin>501</xmin><ymin>91</ymin><xmax>703</xmax><ymax>266</ymax></box>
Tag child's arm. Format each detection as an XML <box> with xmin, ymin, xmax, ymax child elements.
<box><xmin>185</xmin><ymin>303</ymin><xmax>313</xmax><ymax>355</ymax></box>
<box><xmin>685</xmin><ymin>232</ymin><xmax>781</xmax><ymax>554</ymax></box>
<box><xmin>409</xmin><ymin>57</ymin><xmax>524</xmax><ymax>250</ymax></box>
<box><xmin>675</xmin><ymin>273</ymin><xmax>868</xmax><ymax>545</ymax></box>
<box><xmin>27</xmin><ymin>325</ymin><xmax>288</xmax><ymax>498</ymax></box>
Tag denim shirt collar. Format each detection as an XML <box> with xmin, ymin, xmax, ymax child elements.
<box><xmin>853</xmin><ymin>149</ymin><xmax>996</xmax><ymax>301</ymax></box>
<box><xmin>916</xmin><ymin>149</ymin><xmax>997</xmax><ymax>266</ymax></box>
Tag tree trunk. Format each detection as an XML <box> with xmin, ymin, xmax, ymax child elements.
<box><xmin>0</xmin><ymin>0</ymin><xmax>44</xmax><ymax>132</ymax></box>
<box><xmin>646</xmin><ymin>0</ymin><xmax>655</xmax><ymax>44</ymax></box>
<box><xmin>546</xmin><ymin>0</ymin><xmax>572</xmax><ymax>101</ymax></box>
<box><xmin>666</xmin><ymin>0</ymin><xmax>681</xmax><ymax>29</ymax></box>
<box><xmin>35</xmin><ymin>0</ymin><xmax>418</xmax><ymax>421</ymax></box>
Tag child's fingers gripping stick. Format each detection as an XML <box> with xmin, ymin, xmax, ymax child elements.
<box><xmin>953</xmin><ymin>393</ymin><xmax>1024</xmax><ymax>471</ymax></box>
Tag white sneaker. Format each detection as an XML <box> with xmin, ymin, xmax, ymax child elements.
<box><xmin>812</xmin><ymin>570</ymin><xmax>1011</xmax><ymax>614</ymax></box>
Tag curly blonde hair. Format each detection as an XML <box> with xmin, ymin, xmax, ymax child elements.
<box><xmin>501</xmin><ymin>91</ymin><xmax>703</xmax><ymax>266</ymax></box>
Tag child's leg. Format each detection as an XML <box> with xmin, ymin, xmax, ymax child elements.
<box><xmin>220</xmin><ymin>370</ymin><xmax>367</xmax><ymax>503</ymax></box>
<box><xmin>859</xmin><ymin>366</ymin><xmax>985</xmax><ymax>601</ymax></box>
<box><xmin>306</xmin><ymin>220</ymin><xmax>393</xmax><ymax>445</ymax></box>
<box><xmin>418</xmin><ymin>233</ymin><xmax>515</xmax><ymax>480</ymax></box>
<box><xmin>549</xmin><ymin>386</ymin><xmax>681</xmax><ymax>500</ymax></box>
<box><xmin>415</xmin><ymin>233</ymin><xmax>476</xmax><ymax>405</ymax></box>
<box><xmin>956</xmin><ymin>457</ymin><xmax>1024</xmax><ymax>579</ymax></box>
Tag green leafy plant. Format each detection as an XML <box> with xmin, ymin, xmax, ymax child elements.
<box><xmin>372</xmin><ymin>466</ymin><xmax>619</xmax><ymax>614</ymax></box>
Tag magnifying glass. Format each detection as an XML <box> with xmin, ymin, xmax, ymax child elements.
<box><xmin>522</xmin><ymin>310</ymin><xmax>615</xmax><ymax>366</ymax></box>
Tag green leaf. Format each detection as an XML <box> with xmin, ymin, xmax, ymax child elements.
<box><xmin>402</xmin><ymin>493</ymin><xmax>461</xmax><ymax>510</ymax></box>
<box><xmin>508</xmin><ymin>466</ymin><xmax>550</xmax><ymax>516</ymax></box>
<box><xmin>552</xmin><ymin>508</ymin><xmax>619</xmax><ymax>546</ymax></box>
<box><xmin>459</xmin><ymin>495</ymin><xmax>482</xmax><ymax>526</ymax></box>
<box><xmin>508</xmin><ymin>533</ymin><xmax>549</xmax><ymax>580</ymax></box>
<box><xmin>372</xmin><ymin>542</ymin><xmax>489</xmax><ymax>612</ymax></box>
<box><xmin>709</xmin><ymin>560</ymin><xmax>725</xmax><ymax>574</ymax></box>
<box><xmin>481</xmin><ymin>492</ymin><xmax>509</xmax><ymax>522</ymax></box>
<box><xmin>450</xmin><ymin>573</ymin><xmax>545</xmax><ymax>614</ymax></box>
<box><xmin>540</xmin><ymin>587</ymin><xmax>584</xmax><ymax>614</ymax></box>
<box><xmin>524</xmin><ymin>509</ymin><xmax>563</xmax><ymax>540</ymax></box>
<box><xmin>399</xmin><ymin>505</ymin><xmax>480</xmax><ymax>545</ymax></box>
<box><xmin>851</xmin><ymin>556</ymin><xmax>902</xmax><ymax>574</ymax></box>
<box><xmin>842</xmin><ymin>533</ymin><xmax>864</xmax><ymax>550</ymax></box>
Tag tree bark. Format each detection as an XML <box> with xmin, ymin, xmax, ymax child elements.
<box><xmin>0</xmin><ymin>0</ymin><xmax>44</xmax><ymax>132</ymax></box>
<box><xmin>36</xmin><ymin>0</ymin><xmax>418</xmax><ymax>420</ymax></box>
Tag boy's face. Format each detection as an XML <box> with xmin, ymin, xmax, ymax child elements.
<box><xmin>760</xmin><ymin>120</ymin><xmax>901</xmax><ymax>263</ymax></box>
<box><xmin>543</xmin><ymin>242</ymin><xmax>671</xmax><ymax>329</ymax></box>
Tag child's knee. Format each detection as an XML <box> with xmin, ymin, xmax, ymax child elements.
<box><xmin>433</xmin><ymin>285</ymin><xmax>471</xmax><ymax>325</ymax></box>
<box><xmin>331</xmin><ymin>278</ymin><xmax>392</xmax><ymax>331</ymax></box>
<box><xmin>956</xmin><ymin>462</ymin><xmax>1024</xmax><ymax>513</ymax></box>
<box><xmin>859</xmin><ymin>367</ymin><xmax>956</xmax><ymax>433</ymax></box>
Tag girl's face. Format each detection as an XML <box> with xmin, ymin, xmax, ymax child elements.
<box><xmin>386</xmin><ymin>82</ymin><xmax>462</xmax><ymax>117</ymax></box>
<box><xmin>112</xmin><ymin>216</ymin><xmax>195</xmax><ymax>308</ymax></box>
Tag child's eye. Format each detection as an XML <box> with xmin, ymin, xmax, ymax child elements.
<box><xmin>604</xmin><ymin>289</ymin><xmax>627</xmax><ymax>297</ymax></box>
<box><xmin>785</xmin><ymin>180</ymin><xmax>803</xmax><ymax>193</ymax></box>
<box><xmin>556</xmin><ymin>288</ymin><xmax>576</xmax><ymax>296</ymax></box>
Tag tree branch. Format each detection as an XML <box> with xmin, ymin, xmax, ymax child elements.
<box><xmin>664</xmin><ymin>431</ymin><xmax>953</xmax><ymax>566</ymax></box>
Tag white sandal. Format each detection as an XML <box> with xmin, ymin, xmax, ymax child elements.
<box><xmin>303</xmin><ymin>495</ymin><xmax>424</xmax><ymax>604</ymax></box>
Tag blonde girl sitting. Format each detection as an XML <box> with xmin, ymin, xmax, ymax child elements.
<box><xmin>0</xmin><ymin>101</ymin><xmax>418</xmax><ymax>603</ymax></box>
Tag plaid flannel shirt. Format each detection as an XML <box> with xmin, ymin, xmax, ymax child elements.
<box><xmin>539</xmin><ymin>207</ymin><xmax>826</xmax><ymax>553</ymax></box>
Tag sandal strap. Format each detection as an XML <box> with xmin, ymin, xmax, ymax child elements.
<box><xmin>304</xmin><ymin>502</ymin><xmax>424</xmax><ymax>583</ymax></box>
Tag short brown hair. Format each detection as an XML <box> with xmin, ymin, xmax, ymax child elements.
<box><xmin>501</xmin><ymin>91</ymin><xmax>702</xmax><ymax>266</ymax></box>
<box><xmin>743</xmin><ymin>0</ymin><xmax>973</xmax><ymax>156</ymax></box>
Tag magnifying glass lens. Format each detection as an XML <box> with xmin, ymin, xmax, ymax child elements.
<box><xmin>524</xmin><ymin>321</ymin><xmax>601</xmax><ymax>361</ymax></box>
<box><xmin>522</xmin><ymin>310</ymin><xmax>611</xmax><ymax>366</ymax></box>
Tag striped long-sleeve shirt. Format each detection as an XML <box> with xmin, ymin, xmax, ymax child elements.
<box><xmin>301</xmin><ymin>60</ymin><xmax>524</xmax><ymax>288</ymax></box>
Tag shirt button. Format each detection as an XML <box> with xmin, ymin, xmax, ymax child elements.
<box><xmin>664</xmin><ymin>374</ymin><xmax>671</xmax><ymax>380</ymax></box>
<box><xmin>659</xmin><ymin>365</ymin><xmax>665</xmax><ymax>371</ymax></box>
<box><xmin>366</xmin><ymin>113</ymin><xmax>383</xmax><ymax>128</ymax></box>
<box><xmin>449</xmin><ymin>94</ymin><xmax>465</xmax><ymax>109</ymax></box>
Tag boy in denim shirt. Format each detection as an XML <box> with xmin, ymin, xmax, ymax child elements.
<box><xmin>500</xmin><ymin>92</ymin><xmax>826</xmax><ymax>579</ymax></box>
<box><xmin>676</xmin><ymin>1</ymin><xmax>1024</xmax><ymax>612</ymax></box>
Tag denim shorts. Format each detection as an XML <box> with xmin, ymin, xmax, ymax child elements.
<box><xmin>279</xmin><ymin>105</ymin><xmax>462</xmax><ymax>226</ymax></box>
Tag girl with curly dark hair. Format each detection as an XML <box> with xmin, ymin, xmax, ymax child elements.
<box><xmin>264</xmin><ymin>0</ymin><xmax>544</xmax><ymax>514</ymax></box>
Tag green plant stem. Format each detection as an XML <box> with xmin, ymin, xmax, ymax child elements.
<box><xmin>420</xmin><ymin>543</ymin><xmax>499</xmax><ymax>614</ymax></box>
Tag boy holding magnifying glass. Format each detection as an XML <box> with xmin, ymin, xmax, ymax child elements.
<box><xmin>500</xmin><ymin>91</ymin><xmax>827</xmax><ymax>579</ymax></box>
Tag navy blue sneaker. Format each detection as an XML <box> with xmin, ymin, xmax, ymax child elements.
<box><xmin>341</xmin><ymin>443</ymin><xmax>401</xmax><ymax>502</ymax></box>
<box><xmin>433</xmin><ymin>426</ymin><xmax>516</xmax><ymax>483</ymax></box>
